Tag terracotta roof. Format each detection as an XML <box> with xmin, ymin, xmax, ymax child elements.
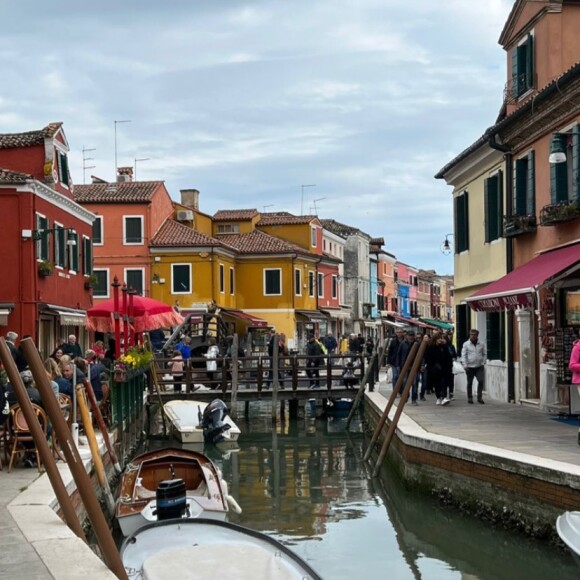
<box><xmin>0</xmin><ymin>122</ymin><xmax>62</xmax><ymax>149</ymax></box>
<box><xmin>320</xmin><ymin>219</ymin><xmax>370</xmax><ymax>239</ymax></box>
<box><xmin>73</xmin><ymin>181</ymin><xmax>163</xmax><ymax>203</ymax></box>
<box><xmin>218</xmin><ymin>229</ymin><xmax>312</xmax><ymax>256</ymax></box>
<box><xmin>0</xmin><ymin>168</ymin><xmax>33</xmax><ymax>184</ymax></box>
<box><xmin>213</xmin><ymin>209</ymin><xmax>259</xmax><ymax>222</ymax></box>
<box><xmin>151</xmin><ymin>220</ymin><xmax>224</xmax><ymax>247</ymax></box>
<box><xmin>258</xmin><ymin>213</ymin><xmax>317</xmax><ymax>226</ymax></box>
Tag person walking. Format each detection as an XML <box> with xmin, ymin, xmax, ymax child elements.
<box><xmin>306</xmin><ymin>335</ymin><xmax>323</xmax><ymax>389</ymax></box>
<box><xmin>461</xmin><ymin>329</ymin><xmax>487</xmax><ymax>404</ymax></box>
<box><xmin>425</xmin><ymin>335</ymin><xmax>454</xmax><ymax>405</ymax></box>
<box><xmin>205</xmin><ymin>337</ymin><xmax>220</xmax><ymax>389</ymax></box>
<box><xmin>386</xmin><ymin>329</ymin><xmax>405</xmax><ymax>388</ymax></box>
<box><xmin>169</xmin><ymin>349</ymin><xmax>184</xmax><ymax>393</ymax></box>
<box><xmin>395</xmin><ymin>329</ymin><xmax>415</xmax><ymax>398</ymax></box>
<box><xmin>266</xmin><ymin>330</ymin><xmax>287</xmax><ymax>389</ymax></box>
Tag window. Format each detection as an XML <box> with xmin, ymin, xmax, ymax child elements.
<box><xmin>35</xmin><ymin>214</ymin><xmax>49</xmax><ymax>261</ymax></box>
<box><xmin>486</xmin><ymin>312</ymin><xmax>505</xmax><ymax>361</ymax></box>
<box><xmin>317</xmin><ymin>272</ymin><xmax>324</xmax><ymax>298</ymax></box>
<box><xmin>311</xmin><ymin>226</ymin><xmax>317</xmax><ymax>247</ymax></box>
<box><xmin>550</xmin><ymin>127</ymin><xmax>580</xmax><ymax>204</ymax></box>
<box><xmin>172</xmin><ymin>264</ymin><xmax>191</xmax><ymax>294</ymax></box>
<box><xmin>511</xmin><ymin>32</ymin><xmax>534</xmax><ymax>99</ymax></box>
<box><xmin>56</xmin><ymin>150</ymin><xmax>70</xmax><ymax>186</ymax></box>
<box><xmin>229</xmin><ymin>267</ymin><xmax>235</xmax><ymax>295</ymax></box>
<box><xmin>332</xmin><ymin>275</ymin><xmax>338</xmax><ymax>299</ymax></box>
<box><xmin>93</xmin><ymin>269</ymin><xmax>109</xmax><ymax>298</ymax></box>
<box><xmin>54</xmin><ymin>223</ymin><xmax>66</xmax><ymax>268</ymax></box>
<box><xmin>68</xmin><ymin>231</ymin><xmax>79</xmax><ymax>272</ymax></box>
<box><xmin>124</xmin><ymin>216</ymin><xmax>143</xmax><ymax>245</ymax></box>
<box><xmin>264</xmin><ymin>268</ymin><xmax>281</xmax><ymax>295</ymax></box>
<box><xmin>454</xmin><ymin>191</ymin><xmax>469</xmax><ymax>253</ymax></box>
<box><xmin>513</xmin><ymin>151</ymin><xmax>535</xmax><ymax>216</ymax></box>
<box><xmin>484</xmin><ymin>171</ymin><xmax>503</xmax><ymax>243</ymax></box>
<box><xmin>83</xmin><ymin>237</ymin><xmax>93</xmax><ymax>275</ymax></box>
<box><xmin>308</xmin><ymin>271</ymin><xmax>315</xmax><ymax>297</ymax></box>
<box><xmin>92</xmin><ymin>216</ymin><xmax>103</xmax><ymax>245</ymax></box>
<box><xmin>126</xmin><ymin>269</ymin><xmax>144</xmax><ymax>295</ymax></box>
<box><xmin>294</xmin><ymin>268</ymin><xmax>301</xmax><ymax>296</ymax></box>
<box><xmin>217</xmin><ymin>224</ymin><xmax>239</xmax><ymax>234</ymax></box>
<box><xmin>219</xmin><ymin>264</ymin><xmax>225</xmax><ymax>293</ymax></box>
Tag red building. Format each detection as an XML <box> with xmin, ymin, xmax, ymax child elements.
<box><xmin>0</xmin><ymin>123</ymin><xmax>94</xmax><ymax>358</ymax></box>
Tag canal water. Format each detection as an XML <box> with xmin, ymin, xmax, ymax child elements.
<box><xmin>147</xmin><ymin>402</ymin><xmax>578</xmax><ymax>579</ymax></box>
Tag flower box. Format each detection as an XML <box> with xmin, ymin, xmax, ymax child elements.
<box><xmin>38</xmin><ymin>261</ymin><xmax>55</xmax><ymax>276</ymax></box>
<box><xmin>503</xmin><ymin>214</ymin><xmax>537</xmax><ymax>237</ymax></box>
<box><xmin>540</xmin><ymin>201</ymin><xmax>580</xmax><ymax>226</ymax></box>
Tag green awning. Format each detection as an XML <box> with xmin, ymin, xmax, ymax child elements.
<box><xmin>419</xmin><ymin>318</ymin><xmax>454</xmax><ymax>330</ymax></box>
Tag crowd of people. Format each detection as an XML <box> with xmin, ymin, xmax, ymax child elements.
<box><xmin>0</xmin><ymin>332</ymin><xmax>111</xmax><ymax>467</ymax></box>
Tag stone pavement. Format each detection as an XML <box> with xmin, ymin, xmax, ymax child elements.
<box><xmin>375</xmin><ymin>372</ymin><xmax>580</xmax><ymax>467</ymax></box>
<box><xmin>0</xmin><ymin>467</ymin><xmax>52</xmax><ymax>579</ymax></box>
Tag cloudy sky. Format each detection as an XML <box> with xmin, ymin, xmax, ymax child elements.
<box><xmin>1</xmin><ymin>0</ymin><xmax>513</xmax><ymax>273</ymax></box>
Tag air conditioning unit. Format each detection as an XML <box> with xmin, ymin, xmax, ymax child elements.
<box><xmin>176</xmin><ymin>210</ymin><xmax>194</xmax><ymax>222</ymax></box>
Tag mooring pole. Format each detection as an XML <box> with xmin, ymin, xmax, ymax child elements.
<box><xmin>345</xmin><ymin>352</ymin><xmax>376</xmax><ymax>430</ymax></box>
<box><xmin>271</xmin><ymin>334</ymin><xmax>279</xmax><ymax>423</ymax></box>
<box><xmin>230</xmin><ymin>333</ymin><xmax>239</xmax><ymax>419</ymax></box>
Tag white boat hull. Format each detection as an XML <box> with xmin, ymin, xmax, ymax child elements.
<box><xmin>557</xmin><ymin>511</ymin><xmax>580</xmax><ymax>565</ymax></box>
<box><xmin>121</xmin><ymin>519</ymin><xmax>321</xmax><ymax>580</ymax></box>
<box><xmin>164</xmin><ymin>400</ymin><xmax>241</xmax><ymax>444</ymax></box>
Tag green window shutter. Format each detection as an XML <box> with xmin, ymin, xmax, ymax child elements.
<box><xmin>516</xmin><ymin>44</ymin><xmax>527</xmax><ymax>95</ymax></box>
<box><xmin>526</xmin><ymin>150</ymin><xmax>535</xmax><ymax>214</ymax></box>
<box><xmin>573</xmin><ymin>125</ymin><xmax>580</xmax><ymax>202</ymax></box>
<box><xmin>72</xmin><ymin>233</ymin><xmax>79</xmax><ymax>272</ymax></box>
<box><xmin>454</xmin><ymin>196</ymin><xmax>460</xmax><ymax>253</ymax></box>
<box><xmin>511</xmin><ymin>48</ymin><xmax>519</xmax><ymax>97</ymax></box>
<box><xmin>37</xmin><ymin>216</ymin><xmax>49</xmax><ymax>261</ymax></box>
<box><xmin>484</xmin><ymin>178</ymin><xmax>490</xmax><ymax>243</ymax></box>
<box><xmin>496</xmin><ymin>170</ymin><xmax>504</xmax><ymax>239</ymax></box>
<box><xmin>525</xmin><ymin>33</ymin><xmax>534</xmax><ymax>90</ymax></box>
<box><xmin>463</xmin><ymin>192</ymin><xmax>469</xmax><ymax>251</ymax></box>
<box><xmin>514</xmin><ymin>158</ymin><xmax>528</xmax><ymax>215</ymax></box>
<box><xmin>455</xmin><ymin>194</ymin><xmax>469</xmax><ymax>253</ymax></box>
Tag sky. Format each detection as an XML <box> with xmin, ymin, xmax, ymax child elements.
<box><xmin>0</xmin><ymin>0</ymin><xmax>514</xmax><ymax>274</ymax></box>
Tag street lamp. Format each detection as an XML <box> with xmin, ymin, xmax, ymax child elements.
<box><xmin>441</xmin><ymin>233</ymin><xmax>453</xmax><ymax>255</ymax></box>
<box><xmin>23</xmin><ymin>227</ymin><xmax>77</xmax><ymax>246</ymax></box>
<box><xmin>548</xmin><ymin>132</ymin><xmax>570</xmax><ymax>164</ymax></box>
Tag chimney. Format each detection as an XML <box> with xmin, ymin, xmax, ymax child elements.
<box><xmin>180</xmin><ymin>189</ymin><xmax>199</xmax><ymax>210</ymax></box>
<box><xmin>117</xmin><ymin>166</ymin><xmax>133</xmax><ymax>183</ymax></box>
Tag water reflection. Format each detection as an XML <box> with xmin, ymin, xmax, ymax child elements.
<box><xmin>148</xmin><ymin>403</ymin><xmax>577</xmax><ymax>579</ymax></box>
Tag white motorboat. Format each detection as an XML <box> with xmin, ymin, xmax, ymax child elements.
<box><xmin>556</xmin><ymin>511</ymin><xmax>580</xmax><ymax>565</ymax></box>
<box><xmin>115</xmin><ymin>448</ymin><xmax>241</xmax><ymax>537</ymax></box>
<box><xmin>121</xmin><ymin>519</ymin><xmax>322</xmax><ymax>579</ymax></box>
<box><xmin>164</xmin><ymin>399</ymin><xmax>241</xmax><ymax>444</ymax></box>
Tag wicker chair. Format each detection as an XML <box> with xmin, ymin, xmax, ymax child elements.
<box><xmin>7</xmin><ymin>403</ymin><xmax>48</xmax><ymax>473</ymax></box>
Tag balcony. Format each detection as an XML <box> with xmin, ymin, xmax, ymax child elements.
<box><xmin>539</xmin><ymin>201</ymin><xmax>580</xmax><ymax>226</ymax></box>
<box><xmin>503</xmin><ymin>214</ymin><xmax>537</xmax><ymax>238</ymax></box>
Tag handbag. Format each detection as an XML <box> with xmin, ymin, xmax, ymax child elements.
<box><xmin>452</xmin><ymin>361</ymin><xmax>464</xmax><ymax>375</ymax></box>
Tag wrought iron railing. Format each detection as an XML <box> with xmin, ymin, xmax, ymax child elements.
<box><xmin>539</xmin><ymin>201</ymin><xmax>580</xmax><ymax>226</ymax></box>
<box><xmin>503</xmin><ymin>214</ymin><xmax>537</xmax><ymax>237</ymax></box>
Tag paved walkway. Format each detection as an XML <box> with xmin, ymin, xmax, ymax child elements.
<box><xmin>375</xmin><ymin>373</ymin><xmax>580</xmax><ymax>468</ymax></box>
<box><xmin>0</xmin><ymin>466</ymin><xmax>52</xmax><ymax>579</ymax></box>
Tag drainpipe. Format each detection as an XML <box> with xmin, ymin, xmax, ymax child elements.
<box><xmin>488</xmin><ymin>134</ymin><xmax>515</xmax><ymax>403</ymax></box>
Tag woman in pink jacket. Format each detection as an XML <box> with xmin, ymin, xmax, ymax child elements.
<box><xmin>570</xmin><ymin>339</ymin><xmax>580</xmax><ymax>386</ymax></box>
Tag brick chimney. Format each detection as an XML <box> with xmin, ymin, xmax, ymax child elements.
<box><xmin>180</xmin><ymin>189</ymin><xmax>199</xmax><ymax>210</ymax></box>
<box><xmin>117</xmin><ymin>166</ymin><xmax>133</xmax><ymax>183</ymax></box>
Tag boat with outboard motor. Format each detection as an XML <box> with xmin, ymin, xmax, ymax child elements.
<box><xmin>556</xmin><ymin>511</ymin><xmax>580</xmax><ymax>566</ymax></box>
<box><xmin>121</xmin><ymin>518</ymin><xmax>322</xmax><ymax>579</ymax></box>
<box><xmin>115</xmin><ymin>447</ymin><xmax>241</xmax><ymax>537</ymax></box>
<box><xmin>164</xmin><ymin>398</ymin><xmax>241</xmax><ymax>444</ymax></box>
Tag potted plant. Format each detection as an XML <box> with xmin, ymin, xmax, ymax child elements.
<box><xmin>540</xmin><ymin>200</ymin><xmax>580</xmax><ymax>225</ymax></box>
<box><xmin>38</xmin><ymin>260</ymin><xmax>54</xmax><ymax>276</ymax></box>
<box><xmin>84</xmin><ymin>273</ymin><xmax>99</xmax><ymax>289</ymax></box>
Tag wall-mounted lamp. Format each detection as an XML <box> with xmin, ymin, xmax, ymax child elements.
<box><xmin>152</xmin><ymin>273</ymin><xmax>160</xmax><ymax>284</ymax></box>
<box><xmin>22</xmin><ymin>227</ymin><xmax>76</xmax><ymax>246</ymax></box>
<box><xmin>441</xmin><ymin>233</ymin><xmax>454</xmax><ymax>255</ymax></box>
<box><xmin>548</xmin><ymin>132</ymin><xmax>571</xmax><ymax>164</ymax></box>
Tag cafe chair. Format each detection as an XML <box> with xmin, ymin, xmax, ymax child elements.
<box><xmin>8</xmin><ymin>403</ymin><xmax>48</xmax><ymax>473</ymax></box>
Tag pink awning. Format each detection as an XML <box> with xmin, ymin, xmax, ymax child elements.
<box><xmin>467</xmin><ymin>244</ymin><xmax>579</xmax><ymax>312</ymax></box>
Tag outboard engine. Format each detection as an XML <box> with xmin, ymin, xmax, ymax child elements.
<box><xmin>156</xmin><ymin>478</ymin><xmax>187</xmax><ymax>521</ymax></box>
<box><xmin>202</xmin><ymin>399</ymin><xmax>232</xmax><ymax>444</ymax></box>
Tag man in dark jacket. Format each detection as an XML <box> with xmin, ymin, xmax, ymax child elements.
<box><xmin>386</xmin><ymin>329</ymin><xmax>405</xmax><ymax>389</ymax></box>
<box><xmin>59</xmin><ymin>334</ymin><xmax>83</xmax><ymax>358</ymax></box>
<box><xmin>6</xmin><ymin>331</ymin><xmax>27</xmax><ymax>372</ymax></box>
<box><xmin>394</xmin><ymin>329</ymin><xmax>415</xmax><ymax>395</ymax></box>
<box><xmin>306</xmin><ymin>336</ymin><xmax>323</xmax><ymax>389</ymax></box>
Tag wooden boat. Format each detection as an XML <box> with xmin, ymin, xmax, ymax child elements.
<box><xmin>121</xmin><ymin>519</ymin><xmax>322</xmax><ymax>580</ymax></box>
<box><xmin>164</xmin><ymin>399</ymin><xmax>241</xmax><ymax>444</ymax></box>
<box><xmin>556</xmin><ymin>511</ymin><xmax>580</xmax><ymax>566</ymax></box>
<box><xmin>326</xmin><ymin>397</ymin><xmax>354</xmax><ymax>414</ymax></box>
<box><xmin>115</xmin><ymin>448</ymin><xmax>241</xmax><ymax>537</ymax></box>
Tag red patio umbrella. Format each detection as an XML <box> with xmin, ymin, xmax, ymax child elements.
<box><xmin>86</xmin><ymin>296</ymin><xmax>184</xmax><ymax>334</ymax></box>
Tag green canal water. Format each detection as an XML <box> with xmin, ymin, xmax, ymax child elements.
<box><xmin>147</xmin><ymin>402</ymin><xmax>578</xmax><ymax>579</ymax></box>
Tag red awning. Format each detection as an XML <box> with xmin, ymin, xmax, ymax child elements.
<box><xmin>467</xmin><ymin>244</ymin><xmax>580</xmax><ymax>312</ymax></box>
<box><xmin>223</xmin><ymin>309</ymin><xmax>268</xmax><ymax>327</ymax></box>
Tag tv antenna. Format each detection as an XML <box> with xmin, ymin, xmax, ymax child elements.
<box><xmin>300</xmin><ymin>184</ymin><xmax>316</xmax><ymax>215</ymax></box>
<box><xmin>134</xmin><ymin>157</ymin><xmax>150</xmax><ymax>180</ymax></box>
<box><xmin>82</xmin><ymin>146</ymin><xmax>96</xmax><ymax>184</ymax></box>
<box><xmin>310</xmin><ymin>197</ymin><xmax>326</xmax><ymax>215</ymax></box>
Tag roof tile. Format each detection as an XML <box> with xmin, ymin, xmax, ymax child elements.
<box><xmin>258</xmin><ymin>213</ymin><xmax>317</xmax><ymax>226</ymax></box>
<box><xmin>218</xmin><ymin>229</ymin><xmax>312</xmax><ymax>255</ymax></box>
<box><xmin>0</xmin><ymin>122</ymin><xmax>62</xmax><ymax>149</ymax></box>
<box><xmin>73</xmin><ymin>181</ymin><xmax>162</xmax><ymax>203</ymax></box>
<box><xmin>151</xmin><ymin>220</ymin><xmax>224</xmax><ymax>247</ymax></box>
<box><xmin>0</xmin><ymin>167</ymin><xmax>33</xmax><ymax>184</ymax></box>
<box><xmin>213</xmin><ymin>209</ymin><xmax>259</xmax><ymax>222</ymax></box>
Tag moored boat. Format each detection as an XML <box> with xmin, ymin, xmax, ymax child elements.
<box><xmin>556</xmin><ymin>511</ymin><xmax>580</xmax><ymax>566</ymax></box>
<box><xmin>115</xmin><ymin>447</ymin><xmax>241</xmax><ymax>537</ymax></box>
<box><xmin>121</xmin><ymin>519</ymin><xmax>322</xmax><ymax>579</ymax></box>
<box><xmin>164</xmin><ymin>399</ymin><xmax>241</xmax><ymax>444</ymax></box>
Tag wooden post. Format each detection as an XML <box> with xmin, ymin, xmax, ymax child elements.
<box><xmin>291</xmin><ymin>353</ymin><xmax>298</xmax><ymax>391</ymax></box>
<box><xmin>325</xmin><ymin>354</ymin><xmax>332</xmax><ymax>390</ymax></box>
<box><xmin>272</xmin><ymin>334</ymin><xmax>279</xmax><ymax>423</ymax></box>
<box><xmin>257</xmin><ymin>357</ymin><xmax>263</xmax><ymax>392</ymax></box>
<box><xmin>372</xmin><ymin>336</ymin><xmax>429</xmax><ymax>477</ymax></box>
<box><xmin>363</xmin><ymin>340</ymin><xmax>419</xmax><ymax>461</ymax></box>
<box><xmin>17</xmin><ymin>338</ymin><xmax>128</xmax><ymax>579</ymax></box>
<box><xmin>345</xmin><ymin>352</ymin><xmax>377</xmax><ymax>430</ymax></box>
<box><xmin>112</xmin><ymin>276</ymin><xmax>121</xmax><ymax>359</ymax></box>
<box><xmin>230</xmin><ymin>334</ymin><xmax>239</xmax><ymax>419</ymax></box>
<box><xmin>0</xmin><ymin>339</ymin><xmax>87</xmax><ymax>544</ymax></box>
